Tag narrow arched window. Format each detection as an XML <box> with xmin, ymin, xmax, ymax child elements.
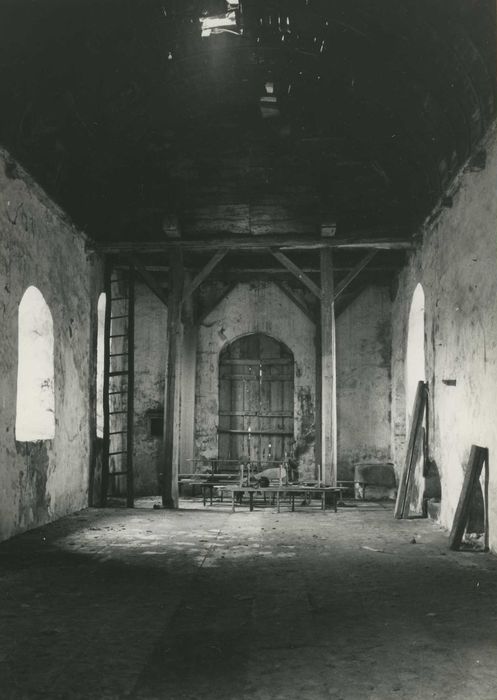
<box><xmin>406</xmin><ymin>283</ymin><xmax>426</xmax><ymax>425</ymax></box>
<box><xmin>96</xmin><ymin>292</ymin><xmax>106</xmax><ymax>438</ymax></box>
<box><xmin>15</xmin><ymin>286</ymin><xmax>55</xmax><ymax>441</ymax></box>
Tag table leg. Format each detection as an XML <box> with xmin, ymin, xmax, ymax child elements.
<box><xmin>277</xmin><ymin>491</ymin><xmax>280</xmax><ymax>513</ymax></box>
<box><xmin>291</xmin><ymin>494</ymin><xmax>295</xmax><ymax>512</ymax></box>
<box><xmin>210</xmin><ymin>486</ymin><xmax>213</xmax><ymax>506</ymax></box>
<box><xmin>231</xmin><ymin>491</ymin><xmax>235</xmax><ymax>513</ymax></box>
<box><xmin>334</xmin><ymin>491</ymin><xmax>338</xmax><ymax>513</ymax></box>
<box><xmin>322</xmin><ymin>491</ymin><xmax>325</xmax><ymax>511</ymax></box>
<box><xmin>249</xmin><ymin>492</ymin><xmax>254</xmax><ymax>512</ymax></box>
<box><xmin>203</xmin><ymin>488</ymin><xmax>207</xmax><ymax>507</ymax></box>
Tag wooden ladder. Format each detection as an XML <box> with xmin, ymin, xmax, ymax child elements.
<box><xmin>102</xmin><ymin>263</ymin><xmax>135</xmax><ymax>507</ymax></box>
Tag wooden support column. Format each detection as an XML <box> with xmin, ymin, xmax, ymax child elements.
<box><xmin>320</xmin><ymin>248</ymin><xmax>337</xmax><ymax>485</ymax></box>
<box><xmin>162</xmin><ymin>247</ymin><xmax>184</xmax><ymax>508</ymax></box>
<box><xmin>314</xmin><ymin>323</ymin><xmax>322</xmax><ymax>483</ymax></box>
<box><xmin>126</xmin><ymin>266</ymin><xmax>135</xmax><ymax>508</ymax></box>
<box><xmin>179</xmin><ymin>271</ymin><xmax>197</xmax><ymax>475</ymax></box>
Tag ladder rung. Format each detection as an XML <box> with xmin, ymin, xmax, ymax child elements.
<box><xmin>111</xmin><ymin>297</ymin><xmax>128</xmax><ymax>302</ymax></box>
<box><xmin>109</xmin><ymin>410</ymin><xmax>127</xmax><ymax>415</ymax></box>
<box><xmin>109</xmin><ymin>451</ymin><xmax>127</xmax><ymax>456</ymax></box>
<box><xmin>109</xmin><ymin>371</ymin><xmax>128</xmax><ymax>377</ymax></box>
<box><xmin>111</xmin><ymin>315</ymin><xmax>128</xmax><ymax>320</ymax></box>
<box><xmin>109</xmin><ymin>390</ymin><xmax>128</xmax><ymax>395</ymax></box>
<box><xmin>110</xmin><ymin>430</ymin><xmax>128</xmax><ymax>435</ymax></box>
<box><xmin>110</xmin><ymin>352</ymin><xmax>128</xmax><ymax>358</ymax></box>
<box><xmin>109</xmin><ymin>334</ymin><xmax>127</xmax><ymax>339</ymax></box>
<box><xmin>109</xmin><ymin>471</ymin><xmax>128</xmax><ymax>477</ymax></box>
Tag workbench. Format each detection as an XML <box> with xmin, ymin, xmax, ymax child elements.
<box><xmin>178</xmin><ymin>480</ymin><xmax>234</xmax><ymax>505</ymax></box>
<box><xmin>221</xmin><ymin>485</ymin><xmax>343</xmax><ymax>513</ymax></box>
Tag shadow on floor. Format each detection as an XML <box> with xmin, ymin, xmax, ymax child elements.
<box><xmin>0</xmin><ymin>502</ymin><xmax>496</xmax><ymax>699</ymax></box>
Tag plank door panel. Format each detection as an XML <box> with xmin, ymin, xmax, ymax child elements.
<box><xmin>261</xmin><ymin>360</ymin><xmax>293</xmax><ymax>462</ymax></box>
<box><xmin>218</xmin><ymin>334</ymin><xmax>294</xmax><ymax>464</ymax></box>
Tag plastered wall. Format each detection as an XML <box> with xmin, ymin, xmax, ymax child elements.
<box><xmin>391</xmin><ymin>125</ymin><xmax>497</xmax><ymax>548</ymax></box>
<box><xmin>0</xmin><ymin>149</ymin><xmax>101</xmax><ymax>542</ymax></box>
<box><xmin>131</xmin><ymin>279</ymin><xmax>392</xmax><ymax>487</ymax></box>
<box><xmin>195</xmin><ymin>282</ymin><xmax>317</xmax><ymax>478</ymax></box>
<box><xmin>336</xmin><ymin>286</ymin><xmax>392</xmax><ymax>480</ymax></box>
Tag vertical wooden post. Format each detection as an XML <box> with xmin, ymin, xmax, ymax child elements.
<box><xmin>320</xmin><ymin>248</ymin><xmax>337</xmax><ymax>485</ymax></box>
<box><xmin>314</xmin><ymin>323</ymin><xmax>322</xmax><ymax>482</ymax></box>
<box><xmin>179</xmin><ymin>272</ymin><xmax>197</xmax><ymax>475</ymax></box>
<box><xmin>162</xmin><ymin>247</ymin><xmax>184</xmax><ymax>508</ymax></box>
<box><xmin>126</xmin><ymin>266</ymin><xmax>135</xmax><ymax>508</ymax></box>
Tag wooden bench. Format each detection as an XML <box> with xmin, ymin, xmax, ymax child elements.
<box><xmin>221</xmin><ymin>485</ymin><xmax>343</xmax><ymax>513</ymax></box>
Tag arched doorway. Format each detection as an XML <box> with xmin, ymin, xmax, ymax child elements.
<box><xmin>218</xmin><ymin>333</ymin><xmax>294</xmax><ymax>465</ymax></box>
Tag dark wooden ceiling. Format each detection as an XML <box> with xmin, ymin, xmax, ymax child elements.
<box><xmin>0</xmin><ymin>0</ymin><xmax>494</xmax><ymax>240</ymax></box>
<box><xmin>0</xmin><ymin>0</ymin><xmax>495</xmax><ymax>307</ymax></box>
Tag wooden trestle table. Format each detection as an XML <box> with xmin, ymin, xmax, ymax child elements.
<box><xmin>220</xmin><ymin>485</ymin><xmax>343</xmax><ymax>513</ymax></box>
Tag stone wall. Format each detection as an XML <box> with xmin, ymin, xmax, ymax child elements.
<box><xmin>391</xmin><ymin>125</ymin><xmax>497</xmax><ymax>547</ymax></box>
<box><xmin>193</xmin><ymin>280</ymin><xmax>393</xmax><ymax>482</ymax></box>
<box><xmin>0</xmin><ymin>148</ymin><xmax>102</xmax><ymax>542</ymax></box>
<box><xmin>336</xmin><ymin>285</ymin><xmax>392</xmax><ymax>480</ymax></box>
<box><xmin>195</xmin><ymin>281</ymin><xmax>317</xmax><ymax>479</ymax></box>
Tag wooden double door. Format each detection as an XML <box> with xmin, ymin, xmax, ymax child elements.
<box><xmin>218</xmin><ymin>333</ymin><xmax>294</xmax><ymax>464</ymax></box>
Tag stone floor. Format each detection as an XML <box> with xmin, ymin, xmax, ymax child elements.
<box><xmin>1</xmin><ymin>497</ymin><xmax>497</xmax><ymax>700</ymax></box>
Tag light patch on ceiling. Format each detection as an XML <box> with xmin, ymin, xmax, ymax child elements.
<box><xmin>260</xmin><ymin>95</ymin><xmax>279</xmax><ymax>119</ymax></box>
<box><xmin>200</xmin><ymin>11</ymin><xmax>237</xmax><ymax>37</ymax></box>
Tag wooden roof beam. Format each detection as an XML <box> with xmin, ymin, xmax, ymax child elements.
<box><xmin>91</xmin><ymin>235</ymin><xmax>416</xmax><ymax>254</ymax></box>
<box><xmin>197</xmin><ymin>282</ymin><xmax>238</xmax><ymax>325</ymax></box>
<box><xmin>274</xmin><ymin>281</ymin><xmax>317</xmax><ymax>324</ymax></box>
<box><xmin>125</xmin><ymin>255</ymin><xmax>168</xmax><ymax>307</ymax></box>
<box><xmin>333</xmin><ymin>251</ymin><xmax>378</xmax><ymax>301</ymax></box>
<box><xmin>115</xmin><ymin>264</ymin><xmax>404</xmax><ymax>274</ymax></box>
<box><xmin>270</xmin><ymin>249</ymin><xmax>322</xmax><ymax>299</ymax></box>
<box><xmin>182</xmin><ymin>247</ymin><xmax>230</xmax><ymax>302</ymax></box>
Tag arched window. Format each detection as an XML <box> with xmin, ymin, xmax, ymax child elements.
<box><xmin>15</xmin><ymin>286</ymin><xmax>55</xmax><ymax>441</ymax></box>
<box><xmin>406</xmin><ymin>283</ymin><xmax>426</xmax><ymax>425</ymax></box>
<box><xmin>96</xmin><ymin>292</ymin><xmax>106</xmax><ymax>438</ymax></box>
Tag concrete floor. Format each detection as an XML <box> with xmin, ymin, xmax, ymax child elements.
<box><xmin>1</xmin><ymin>498</ymin><xmax>497</xmax><ymax>700</ymax></box>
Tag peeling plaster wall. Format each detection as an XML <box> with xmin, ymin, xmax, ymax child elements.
<box><xmin>0</xmin><ymin>149</ymin><xmax>101</xmax><ymax>542</ymax></box>
<box><xmin>195</xmin><ymin>282</ymin><xmax>316</xmax><ymax>478</ymax></box>
<box><xmin>336</xmin><ymin>286</ymin><xmax>392</xmax><ymax>480</ymax></box>
<box><xmin>391</xmin><ymin>125</ymin><xmax>497</xmax><ymax>548</ymax></box>
<box><xmin>133</xmin><ymin>283</ymin><xmax>167</xmax><ymax>495</ymax></box>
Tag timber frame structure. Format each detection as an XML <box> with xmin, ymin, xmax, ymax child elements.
<box><xmin>9</xmin><ymin>0</ymin><xmax>491</xmax><ymax>509</ymax></box>
<box><xmin>100</xmin><ymin>234</ymin><xmax>410</xmax><ymax>506</ymax></box>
